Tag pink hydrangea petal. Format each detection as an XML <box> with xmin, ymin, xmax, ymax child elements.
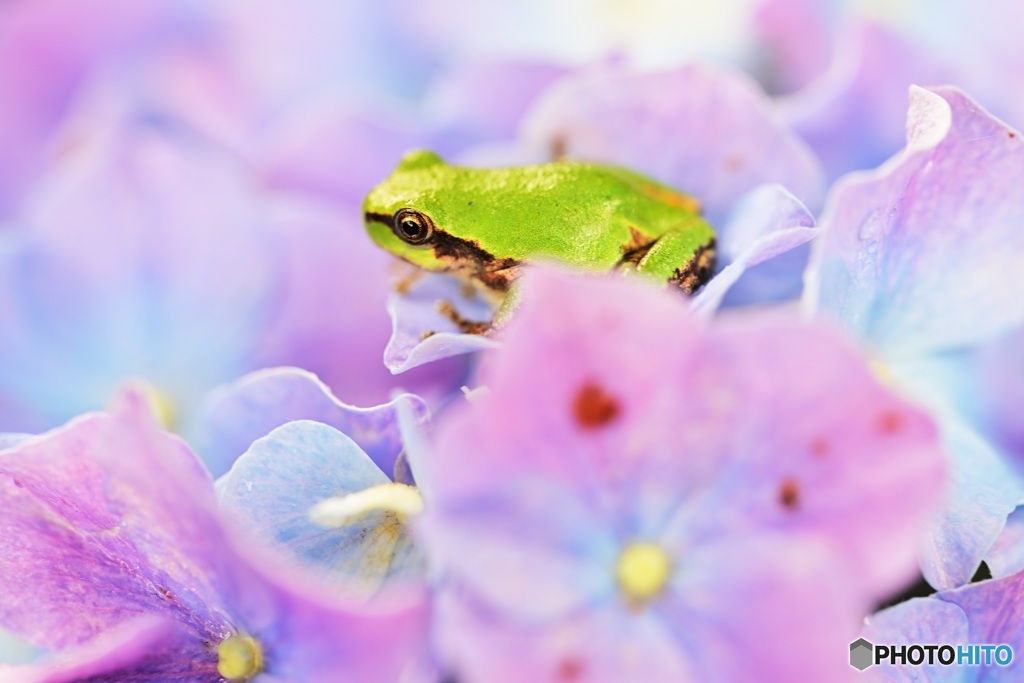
<box><xmin>432</xmin><ymin>269</ymin><xmax>944</xmax><ymax>600</ymax></box>
<box><xmin>657</xmin><ymin>534</ymin><xmax>860</xmax><ymax>682</ymax></box>
<box><xmin>419</xmin><ymin>475</ymin><xmax>617</xmax><ymax>620</ymax></box>
<box><xmin>521</xmin><ymin>63</ymin><xmax>825</xmax><ymax>226</ymax></box>
<box><xmin>433</xmin><ymin>590</ymin><xmax>694</xmax><ymax>683</ymax></box>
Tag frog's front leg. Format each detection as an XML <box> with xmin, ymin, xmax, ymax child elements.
<box><xmin>635</xmin><ymin>230</ymin><xmax>716</xmax><ymax>294</ymax></box>
<box><xmin>436</xmin><ymin>281</ymin><xmax>522</xmax><ymax>336</ymax></box>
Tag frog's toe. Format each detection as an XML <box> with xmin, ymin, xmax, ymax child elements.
<box><xmin>436</xmin><ymin>300</ymin><xmax>492</xmax><ymax>335</ymax></box>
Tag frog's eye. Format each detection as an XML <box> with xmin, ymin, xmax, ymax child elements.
<box><xmin>393</xmin><ymin>208</ymin><xmax>434</xmax><ymax>245</ymax></box>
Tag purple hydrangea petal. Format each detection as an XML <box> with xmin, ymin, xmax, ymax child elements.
<box><xmin>422</xmin><ymin>60</ymin><xmax>571</xmax><ymax>149</ymax></box>
<box><xmin>940</xmin><ymin>572</ymin><xmax>1024</xmax><ymax>647</ymax></box>
<box><xmin>0</xmin><ymin>115</ymin><xmax>277</xmax><ymax>434</ymax></box>
<box><xmin>0</xmin><ymin>392</ymin><xmax>427</xmax><ymax>680</ymax></box>
<box><xmin>916</xmin><ymin>417</ymin><xmax>1024</xmax><ymax>589</ymax></box>
<box><xmin>17</xmin><ymin>617</ymin><xmax>215</xmax><ymax>683</ymax></box>
<box><xmin>247</xmin><ymin>190</ymin><xmax>468</xmax><ymax>407</ymax></box>
<box><xmin>217</xmin><ymin>420</ymin><xmax>423</xmax><ymax>586</ymax></box>
<box><xmin>521</xmin><ymin>63</ymin><xmax>825</xmax><ymax>226</ymax></box>
<box><xmin>190</xmin><ymin>366</ymin><xmax>429</xmax><ymax>477</ymax></box>
<box><xmin>0</xmin><ymin>0</ymin><xmax>175</xmax><ymax>218</ymax></box>
<box><xmin>976</xmin><ymin>326</ymin><xmax>1024</xmax><ymax>460</ymax></box>
<box><xmin>806</xmin><ymin>85</ymin><xmax>1024</xmax><ymax>357</ymax></box>
<box><xmin>986</xmin><ymin>507</ymin><xmax>1024</xmax><ymax>579</ymax></box>
<box><xmin>777</xmin><ymin>21</ymin><xmax>951</xmax><ymax>180</ymax></box>
<box><xmin>0</xmin><ymin>407</ymin><xmax>232</xmax><ymax>648</ymax></box>
<box><xmin>753</xmin><ymin>0</ymin><xmax>838</xmax><ymax>94</ymax></box>
<box><xmin>690</xmin><ymin>184</ymin><xmax>817</xmax><ymax>314</ymax></box>
<box><xmin>257</xmin><ymin>100</ymin><xmax>429</xmax><ymax>207</ymax></box>
<box><xmin>864</xmin><ymin>571</ymin><xmax>1024</xmax><ymax>681</ymax></box>
<box><xmin>862</xmin><ymin>598</ymin><xmax>968</xmax><ymax>682</ymax></box>
<box><xmin>384</xmin><ymin>272</ymin><xmax>500</xmax><ymax>374</ymax></box>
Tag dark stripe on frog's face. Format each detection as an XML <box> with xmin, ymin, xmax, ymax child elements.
<box><xmin>364</xmin><ymin>210</ymin><xmax>520</xmax><ymax>292</ymax></box>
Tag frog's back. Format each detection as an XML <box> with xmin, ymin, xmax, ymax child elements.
<box><xmin>433</xmin><ymin>160</ymin><xmax>710</xmax><ymax>269</ymax></box>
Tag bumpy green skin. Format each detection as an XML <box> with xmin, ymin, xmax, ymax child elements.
<box><xmin>363</xmin><ymin>149</ymin><xmax>716</xmax><ymax>297</ymax></box>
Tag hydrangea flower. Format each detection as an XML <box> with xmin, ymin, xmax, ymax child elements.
<box><xmin>382</xmin><ymin>64</ymin><xmax>822</xmax><ymax>372</ymax></box>
<box><xmin>861</xmin><ymin>569</ymin><xmax>1024</xmax><ymax>682</ymax></box>
<box><xmin>218</xmin><ymin>417</ymin><xmax>426</xmax><ymax>591</ymax></box>
<box><xmin>417</xmin><ymin>268</ymin><xmax>946</xmax><ymax>682</ymax></box>
<box><xmin>0</xmin><ymin>394</ymin><xmax>425</xmax><ymax>681</ymax></box>
<box><xmin>804</xmin><ymin>85</ymin><xmax>1024</xmax><ymax>588</ymax></box>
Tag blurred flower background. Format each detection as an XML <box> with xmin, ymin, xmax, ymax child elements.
<box><xmin>2</xmin><ymin>0</ymin><xmax>1024</xmax><ymax>680</ymax></box>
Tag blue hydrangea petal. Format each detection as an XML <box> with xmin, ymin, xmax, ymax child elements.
<box><xmin>217</xmin><ymin>420</ymin><xmax>424</xmax><ymax>586</ymax></box>
<box><xmin>189</xmin><ymin>366</ymin><xmax>428</xmax><ymax>478</ymax></box>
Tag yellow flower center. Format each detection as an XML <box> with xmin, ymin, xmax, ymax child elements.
<box><xmin>616</xmin><ymin>542</ymin><xmax>672</xmax><ymax>604</ymax></box>
<box><xmin>217</xmin><ymin>635</ymin><xmax>263</xmax><ymax>681</ymax></box>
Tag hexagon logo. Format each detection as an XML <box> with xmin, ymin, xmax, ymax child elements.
<box><xmin>850</xmin><ymin>638</ymin><xmax>874</xmax><ymax>671</ymax></box>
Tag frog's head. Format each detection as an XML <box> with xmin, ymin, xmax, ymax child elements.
<box><xmin>363</xmin><ymin>149</ymin><xmax>494</xmax><ymax>275</ymax></box>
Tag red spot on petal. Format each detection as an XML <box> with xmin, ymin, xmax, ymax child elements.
<box><xmin>573</xmin><ymin>382</ymin><xmax>620</xmax><ymax>429</ymax></box>
<box><xmin>878</xmin><ymin>411</ymin><xmax>904</xmax><ymax>435</ymax></box>
<box><xmin>779</xmin><ymin>478</ymin><xmax>800</xmax><ymax>510</ymax></box>
<box><xmin>724</xmin><ymin>154</ymin><xmax>743</xmax><ymax>171</ymax></box>
<box><xmin>809</xmin><ymin>437</ymin><xmax>830</xmax><ymax>458</ymax></box>
<box><xmin>557</xmin><ymin>658</ymin><xmax>584</xmax><ymax>681</ymax></box>
<box><xmin>1010</xmin><ymin>131</ymin><xmax>1017</xmax><ymax>139</ymax></box>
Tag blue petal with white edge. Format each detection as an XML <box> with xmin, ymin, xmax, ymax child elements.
<box><xmin>217</xmin><ymin>420</ymin><xmax>424</xmax><ymax>588</ymax></box>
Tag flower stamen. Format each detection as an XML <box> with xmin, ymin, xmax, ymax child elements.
<box><xmin>217</xmin><ymin>634</ymin><xmax>263</xmax><ymax>681</ymax></box>
<box><xmin>615</xmin><ymin>542</ymin><xmax>672</xmax><ymax>605</ymax></box>
<box><xmin>309</xmin><ymin>483</ymin><xmax>424</xmax><ymax>527</ymax></box>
